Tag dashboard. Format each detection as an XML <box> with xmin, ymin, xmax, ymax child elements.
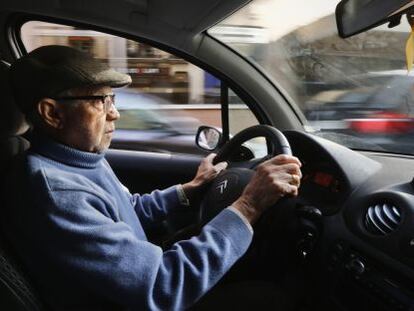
<box><xmin>282</xmin><ymin>130</ymin><xmax>414</xmax><ymax>311</ymax></box>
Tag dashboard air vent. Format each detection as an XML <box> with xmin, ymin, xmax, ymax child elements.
<box><xmin>364</xmin><ymin>203</ymin><xmax>401</xmax><ymax>235</ymax></box>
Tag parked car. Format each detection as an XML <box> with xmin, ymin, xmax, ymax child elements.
<box><xmin>304</xmin><ymin>72</ymin><xmax>414</xmax><ymax>152</ymax></box>
<box><xmin>111</xmin><ymin>89</ymin><xmax>206</xmax><ymax>155</ymax></box>
<box><xmin>112</xmin><ymin>90</ymin><xmax>266</xmax><ymax>156</ymax></box>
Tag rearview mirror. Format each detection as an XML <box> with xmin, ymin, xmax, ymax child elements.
<box><xmin>336</xmin><ymin>0</ymin><xmax>414</xmax><ymax>38</ymax></box>
<box><xmin>196</xmin><ymin>126</ymin><xmax>222</xmax><ymax>151</ymax></box>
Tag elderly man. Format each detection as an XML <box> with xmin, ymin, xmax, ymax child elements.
<box><xmin>4</xmin><ymin>45</ymin><xmax>302</xmax><ymax>311</ymax></box>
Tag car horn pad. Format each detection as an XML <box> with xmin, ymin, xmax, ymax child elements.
<box><xmin>200</xmin><ymin>168</ymin><xmax>254</xmax><ymax>223</ymax></box>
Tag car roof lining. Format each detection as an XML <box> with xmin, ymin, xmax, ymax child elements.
<box><xmin>1</xmin><ymin>0</ymin><xmax>251</xmax><ymax>50</ymax></box>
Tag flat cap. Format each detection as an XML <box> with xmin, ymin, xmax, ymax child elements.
<box><xmin>10</xmin><ymin>45</ymin><xmax>132</xmax><ymax>113</ymax></box>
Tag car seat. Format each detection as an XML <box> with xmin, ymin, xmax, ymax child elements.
<box><xmin>0</xmin><ymin>60</ymin><xmax>46</xmax><ymax>311</ymax></box>
<box><xmin>0</xmin><ymin>60</ymin><xmax>29</xmax><ymax>164</ymax></box>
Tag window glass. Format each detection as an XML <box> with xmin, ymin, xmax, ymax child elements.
<box><xmin>21</xmin><ymin>21</ymin><xmax>226</xmax><ymax>155</ymax></box>
<box><xmin>210</xmin><ymin>0</ymin><xmax>414</xmax><ymax>155</ymax></box>
<box><xmin>229</xmin><ymin>90</ymin><xmax>267</xmax><ymax>157</ymax></box>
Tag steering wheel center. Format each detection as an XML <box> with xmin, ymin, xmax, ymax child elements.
<box><xmin>200</xmin><ymin>125</ymin><xmax>292</xmax><ymax>224</ymax></box>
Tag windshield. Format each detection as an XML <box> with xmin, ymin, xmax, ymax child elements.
<box><xmin>209</xmin><ymin>0</ymin><xmax>414</xmax><ymax>155</ymax></box>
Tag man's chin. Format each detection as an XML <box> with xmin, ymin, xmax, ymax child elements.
<box><xmin>95</xmin><ymin>139</ymin><xmax>112</xmax><ymax>153</ymax></box>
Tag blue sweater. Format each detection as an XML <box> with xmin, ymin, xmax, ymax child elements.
<box><xmin>3</xmin><ymin>136</ymin><xmax>253</xmax><ymax>311</ymax></box>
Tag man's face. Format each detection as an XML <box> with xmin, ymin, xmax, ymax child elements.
<box><xmin>57</xmin><ymin>86</ymin><xmax>120</xmax><ymax>153</ymax></box>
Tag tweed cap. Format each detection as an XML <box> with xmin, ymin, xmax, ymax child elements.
<box><xmin>10</xmin><ymin>45</ymin><xmax>132</xmax><ymax>113</ymax></box>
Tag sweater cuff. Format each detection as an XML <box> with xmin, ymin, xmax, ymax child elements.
<box><xmin>160</xmin><ymin>185</ymin><xmax>182</xmax><ymax>208</ymax></box>
<box><xmin>226</xmin><ymin>206</ymin><xmax>254</xmax><ymax>234</ymax></box>
<box><xmin>176</xmin><ymin>184</ymin><xmax>190</xmax><ymax>207</ymax></box>
<box><xmin>207</xmin><ymin>209</ymin><xmax>253</xmax><ymax>257</ymax></box>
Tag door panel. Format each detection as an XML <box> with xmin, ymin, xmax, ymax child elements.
<box><xmin>105</xmin><ymin>149</ymin><xmax>201</xmax><ymax>194</ymax></box>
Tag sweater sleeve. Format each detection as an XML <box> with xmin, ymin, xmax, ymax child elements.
<box><xmin>130</xmin><ymin>185</ymin><xmax>185</xmax><ymax>227</ymax></box>
<box><xmin>36</xmin><ymin>188</ymin><xmax>253</xmax><ymax>311</ymax></box>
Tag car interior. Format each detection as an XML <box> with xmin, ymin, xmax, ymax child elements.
<box><xmin>1</xmin><ymin>0</ymin><xmax>414</xmax><ymax>310</ymax></box>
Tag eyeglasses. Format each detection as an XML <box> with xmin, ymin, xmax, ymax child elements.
<box><xmin>53</xmin><ymin>94</ymin><xmax>116</xmax><ymax>112</ymax></box>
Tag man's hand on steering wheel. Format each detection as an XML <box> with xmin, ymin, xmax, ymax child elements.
<box><xmin>182</xmin><ymin>153</ymin><xmax>228</xmax><ymax>201</ymax></box>
<box><xmin>232</xmin><ymin>154</ymin><xmax>302</xmax><ymax>225</ymax></box>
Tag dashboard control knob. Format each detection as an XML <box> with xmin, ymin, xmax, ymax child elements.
<box><xmin>297</xmin><ymin>231</ymin><xmax>316</xmax><ymax>260</ymax></box>
<box><xmin>294</xmin><ymin>204</ymin><xmax>322</xmax><ymax>262</ymax></box>
<box><xmin>346</xmin><ymin>257</ymin><xmax>365</xmax><ymax>276</ymax></box>
<box><xmin>295</xmin><ymin>205</ymin><xmax>322</xmax><ymax>220</ymax></box>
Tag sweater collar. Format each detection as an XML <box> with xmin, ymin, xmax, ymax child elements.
<box><xmin>30</xmin><ymin>132</ymin><xmax>105</xmax><ymax>169</ymax></box>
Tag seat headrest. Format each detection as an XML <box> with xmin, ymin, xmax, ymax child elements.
<box><xmin>0</xmin><ymin>60</ymin><xmax>29</xmax><ymax>138</ymax></box>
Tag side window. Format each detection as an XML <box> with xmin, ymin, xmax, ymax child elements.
<box><xmin>229</xmin><ymin>90</ymin><xmax>267</xmax><ymax>158</ymax></box>
<box><xmin>21</xmin><ymin>21</ymin><xmax>263</xmax><ymax>156</ymax></box>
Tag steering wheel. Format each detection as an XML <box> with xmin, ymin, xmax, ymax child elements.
<box><xmin>199</xmin><ymin>125</ymin><xmax>292</xmax><ymax>224</ymax></box>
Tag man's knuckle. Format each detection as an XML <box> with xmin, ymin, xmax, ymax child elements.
<box><xmin>274</xmin><ymin>181</ymin><xmax>284</xmax><ymax>192</ymax></box>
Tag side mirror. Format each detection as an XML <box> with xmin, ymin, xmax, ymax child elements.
<box><xmin>196</xmin><ymin>126</ymin><xmax>222</xmax><ymax>151</ymax></box>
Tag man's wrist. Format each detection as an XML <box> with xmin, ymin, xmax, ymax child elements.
<box><xmin>181</xmin><ymin>181</ymin><xmax>200</xmax><ymax>204</ymax></box>
<box><xmin>231</xmin><ymin>196</ymin><xmax>260</xmax><ymax>224</ymax></box>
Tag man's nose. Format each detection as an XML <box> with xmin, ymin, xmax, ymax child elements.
<box><xmin>107</xmin><ymin>105</ymin><xmax>120</xmax><ymax>120</ymax></box>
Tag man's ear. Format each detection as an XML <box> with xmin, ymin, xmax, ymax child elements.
<box><xmin>37</xmin><ymin>98</ymin><xmax>65</xmax><ymax>129</ymax></box>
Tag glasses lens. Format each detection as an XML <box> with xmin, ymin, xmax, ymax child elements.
<box><xmin>104</xmin><ymin>94</ymin><xmax>115</xmax><ymax>112</ymax></box>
